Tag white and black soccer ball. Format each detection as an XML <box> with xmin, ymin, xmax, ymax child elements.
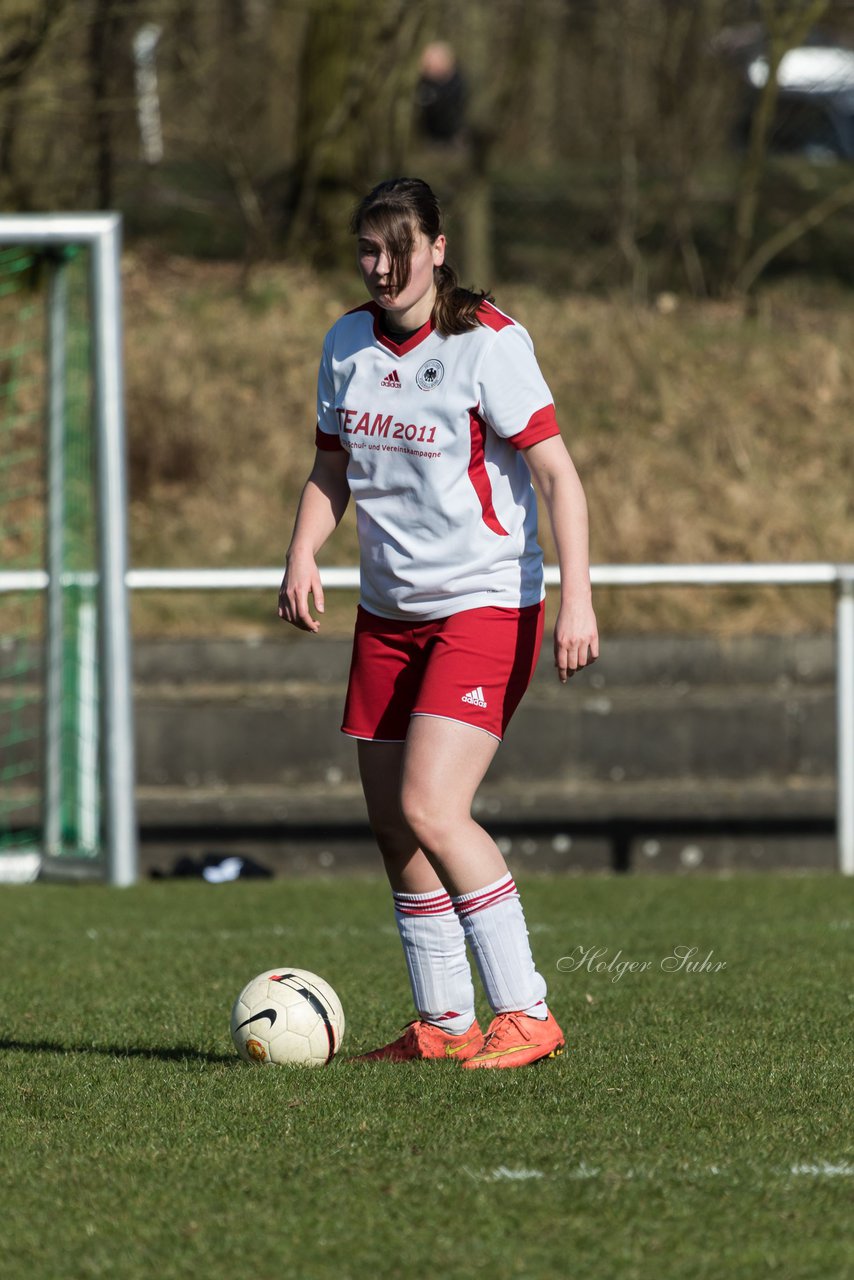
<box><xmin>230</xmin><ymin>968</ymin><xmax>345</xmax><ymax>1066</ymax></box>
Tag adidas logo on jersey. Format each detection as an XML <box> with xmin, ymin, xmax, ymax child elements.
<box><xmin>380</xmin><ymin>369</ymin><xmax>402</xmax><ymax>388</ymax></box>
<box><xmin>461</xmin><ymin>686</ymin><xmax>488</xmax><ymax>708</ymax></box>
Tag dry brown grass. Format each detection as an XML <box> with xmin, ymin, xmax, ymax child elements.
<box><xmin>123</xmin><ymin>248</ymin><xmax>854</xmax><ymax>637</ymax></box>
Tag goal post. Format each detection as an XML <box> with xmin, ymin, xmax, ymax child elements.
<box><xmin>0</xmin><ymin>214</ymin><xmax>137</xmax><ymax>886</ymax></box>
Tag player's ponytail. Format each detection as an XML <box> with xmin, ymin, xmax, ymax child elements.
<box><xmin>432</xmin><ymin>261</ymin><xmax>492</xmax><ymax>336</ymax></box>
<box><xmin>351</xmin><ymin>177</ymin><xmax>492</xmax><ymax>337</ymax></box>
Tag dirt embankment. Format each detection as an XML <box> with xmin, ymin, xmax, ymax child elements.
<box><xmin>123</xmin><ymin>249</ymin><xmax>854</xmax><ymax>637</ymax></box>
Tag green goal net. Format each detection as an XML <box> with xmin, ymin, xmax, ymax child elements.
<box><xmin>0</xmin><ymin>218</ymin><xmax>136</xmax><ymax>884</ymax></box>
<box><xmin>0</xmin><ymin>249</ymin><xmax>42</xmax><ymax>855</ymax></box>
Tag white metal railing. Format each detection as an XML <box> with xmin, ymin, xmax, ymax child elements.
<box><xmin>0</xmin><ymin>562</ymin><xmax>842</xmax><ymax>592</ymax></box>
<box><xmin>2</xmin><ymin>562</ymin><xmax>853</xmax><ymax>875</ymax></box>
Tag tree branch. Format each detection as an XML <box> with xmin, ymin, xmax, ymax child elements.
<box><xmin>734</xmin><ymin>175</ymin><xmax>854</xmax><ymax>295</ymax></box>
<box><xmin>0</xmin><ymin>0</ymin><xmax>65</xmax><ymax>91</ymax></box>
<box><xmin>725</xmin><ymin>0</ymin><xmax>830</xmax><ymax>292</ymax></box>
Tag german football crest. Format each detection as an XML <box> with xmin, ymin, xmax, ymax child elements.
<box><xmin>416</xmin><ymin>359</ymin><xmax>444</xmax><ymax>391</ymax></box>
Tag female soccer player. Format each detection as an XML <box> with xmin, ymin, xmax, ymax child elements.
<box><xmin>278</xmin><ymin>177</ymin><xmax>598</xmax><ymax>1068</ymax></box>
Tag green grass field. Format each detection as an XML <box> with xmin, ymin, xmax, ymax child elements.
<box><xmin>1</xmin><ymin>873</ymin><xmax>851</xmax><ymax>1280</ymax></box>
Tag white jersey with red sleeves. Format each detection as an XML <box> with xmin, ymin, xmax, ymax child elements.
<box><xmin>315</xmin><ymin>300</ymin><xmax>560</xmax><ymax>620</ymax></box>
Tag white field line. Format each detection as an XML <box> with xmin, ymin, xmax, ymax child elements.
<box><xmin>465</xmin><ymin>1166</ymin><xmax>545</xmax><ymax>1182</ymax></box>
<box><xmin>465</xmin><ymin>1160</ymin><xmax>854</xmax><ymax>1183</ymax></box>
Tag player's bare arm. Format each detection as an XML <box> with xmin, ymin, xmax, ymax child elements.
<box><xmin>524</xmin><ymin>435</ymin><xmax>599</xmax><ymax>683</ymax></box>
<box><xmin>279</xmin><ymin>449</ymin><xmax>350</xmax><ymax>633</ymax></box>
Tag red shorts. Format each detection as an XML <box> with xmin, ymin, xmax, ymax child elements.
<box><xmin>342</xmin><ymin>602</ymin><xmax>545</xmax><ymax>743</ymax></box>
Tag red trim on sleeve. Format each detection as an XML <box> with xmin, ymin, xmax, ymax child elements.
<box><xmin>468</xmin><ymin>409</ymin><xmax>509</xmax><ymax>536</ymax></box>
<box><xmin>476</xmin><ymin>301</ymin><xmax>515</xmax><ymax>332</ymax></box>
<box><xmin>315</xmin><ymin>424</ymin><xmax>344</xmax><ymax>451</ymax></box>
<box><xmin>509</xmin><ymin>404</ymin><xmax>560</xmax><ymax>450</ymax></box>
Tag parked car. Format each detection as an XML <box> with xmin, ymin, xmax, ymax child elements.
<box><xmin>720</xmin><ymin>27</ymin><xmax>854</xmax><ymax>160</ymax></box>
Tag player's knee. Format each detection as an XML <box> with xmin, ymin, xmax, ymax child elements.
<box><xmin>399</xmin><ymin>784</ymin><xmax>453</xmax><ymax>851</ymax></box>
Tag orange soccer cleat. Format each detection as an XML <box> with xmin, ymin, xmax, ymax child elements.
<box><xmin>460</xmin><ymin>1009</ymin><xmax>565</xmax><ymax>1069</ymax></box>
<box><xmin>351</xmin><ymin>1018</ymin><xmax>484</xmax><ymax>1063</ymax></box>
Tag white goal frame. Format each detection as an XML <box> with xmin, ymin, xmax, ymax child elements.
<box><xmin>0</xmin><ymin>214</ymin><xmax>137</xmax><ymax>886</ymax></box>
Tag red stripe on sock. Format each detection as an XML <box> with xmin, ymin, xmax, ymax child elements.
<box><xmin>452</xmin><ymin>878</ymin><xmax>518</xmax><ymax>918</ymax></box>
<box><xmin>393</xmin><ymin>890</ymin><xmax>454</xmax><ymax>917</ymax></box>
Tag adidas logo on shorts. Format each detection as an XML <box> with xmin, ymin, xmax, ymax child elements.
<box><xmin>462</xmin><ymin>686</ymin><xmax>488</xmax><ymax>709</ymax></box>
<box><xmin>380</xmin><ymin>369</ymin><xmax>402</xmax><ymax>388</ymax></box>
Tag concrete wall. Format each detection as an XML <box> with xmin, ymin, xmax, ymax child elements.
<box><xmin>134</xmin><ymin>633</ymin><xmax>837</xmax><ymax>875</ymax></box>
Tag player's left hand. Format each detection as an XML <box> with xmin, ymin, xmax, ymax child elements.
<box><xmin>553</xmin><ymin>600</ymin><xmax>599</xmax><ymax>684</ymax></box>
<box><xmin>278</xmin><ymin>552</ymin><xmax>325</xmax><ymax>633</ymax></box>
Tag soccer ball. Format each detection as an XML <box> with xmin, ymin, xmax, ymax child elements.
<box><xmin>230</xmin><ymin>968</ymin><xmax>345</xmax><ymax>1067</ymax></box>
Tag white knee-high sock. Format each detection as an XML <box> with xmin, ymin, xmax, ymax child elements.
<box><xmin>452</xmin><ymin>874</ymin><xmax>548</xmax><ymax>1017</ymax></box>
<box><xmin>392</xmin><ymin>888</ymin><xmax>476</xmax><ymax>1034</ymax></box>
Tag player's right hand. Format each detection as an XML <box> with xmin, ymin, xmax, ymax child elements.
<box><xmin>278</xmin><ymin>555</ymin><xmax>324</xmax><ymax>633</ymax></box>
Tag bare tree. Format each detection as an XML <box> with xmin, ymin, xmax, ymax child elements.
<box><xmin>613</xmin><ymin>0</ymin><xmax>647</xmax><ymax>300</ymax></box>
<box><xmin>285</xmin><ymin>0</ymin><xmax>430</xmax><ymax>263</ymax></box>
<box><xmin>655</xmin><ymin>0</ymin><xmax>731</xmax><ymax>296</ymax></box>
<box><xmin>89</xmin><ymin>0</ymin><xmax>129</xmax><ymax>209</ymax></box>
<box><xmin>450</xmin><ymin>0</ymin><xmax>547</xmax><ymax>286</ymax></box>
<box><xmin>737</xmin><ymin>174</ymin><xmax>854</xmax><ymax>296</ymax></box>
<box><xmin>0</xmin><ymin>0</ymin><xmax>65</xmax><ymax>90</ymax></box>
<box><xmin>0</xmin><ymin>0</ymin><xmax>66</xmax><ymax>207</ymax></box>
<box><xmin>725</xmin><ymin>0</ymin><xmax>831</xmax><ymax>294</ymax></box>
